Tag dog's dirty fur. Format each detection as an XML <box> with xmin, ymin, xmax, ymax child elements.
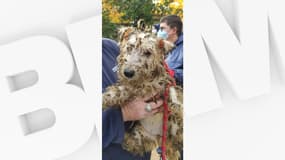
<box><xmin>103</xmin><ymin>27</ymin><xmax>183</xmax><ymax>160</ymax></box>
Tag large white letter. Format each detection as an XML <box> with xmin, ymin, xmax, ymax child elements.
<box><xmin>191</xmin><ymin>0</ymin><xmax>270</xmax><ymax>100</ymax></box>
<box><xmin>66</xmin><ymin>16</ymin><xmax>102</xmax><ymax>160</ymax></box>
<box><xmin>268</xmin><ymin>0</ymin><xmax>285</xmax><ymax>82</ymax></box>
<box><xmin>0</xmin><ymin>36</ymin><xmax>95</xmax><ymax>160</ymax></box>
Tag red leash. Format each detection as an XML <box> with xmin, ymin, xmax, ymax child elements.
<box><xmin>161</xmin><ymin>62</ymin><xmax>175</xmax><ymax>160</ymax></box>
<box><xmin>161</xmin><ymin>84</ymin><xmax>170</xmax><ymax>160</ymax></box>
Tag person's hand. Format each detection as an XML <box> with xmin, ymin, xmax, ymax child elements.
<box><xmin>121</xmin><ymin>95</ymin><xmax>163</xmax><ymax>122</ymax></box>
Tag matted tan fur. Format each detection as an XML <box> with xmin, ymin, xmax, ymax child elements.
<box><xmin>103</xmin><ymin>27</ymin><xmax>183</xmax><ymax>160</ymax></box>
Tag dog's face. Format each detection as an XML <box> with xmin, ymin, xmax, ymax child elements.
<box><xmin>117</xmin><ymin>27</ymin><xmax>174</xmax><ymax>84</ymax></box>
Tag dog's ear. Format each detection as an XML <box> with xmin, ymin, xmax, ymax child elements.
<box><xmin>157</xmin><ymin>38</ymin><xmax>175</xmax><ymax>55</ymax></box>
<box><xmin>118</xmin><ymin>27</ymin><xmax>135</xmax><ymax>44</ymax></box>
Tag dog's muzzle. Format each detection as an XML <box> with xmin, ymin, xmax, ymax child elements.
<box><xmin>124</xmin><ymin>68</ymin><xmax>135</xmax><ymax>78</ymax></box>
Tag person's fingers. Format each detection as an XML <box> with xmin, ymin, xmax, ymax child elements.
<box><xmin>150</xmin><ymin>107</ymin><xmax>163</xmax><ymax>115</ymax></box>
<box><xmin>149</xmin><ymin>99</ymin><xmax>163</xmax><ymax>109</ymax></box>
<box><xmin>143</xmin><ymin>100</ymin><xmax>163</xmax><ymax>115</ymax></box>
<box><xmin>143</xmin><ymin>92</ymin><xmax>160</xmax><ymax>101</ymax></box>
<box><xmin>157</xmin><ymin>106</ymin><xmax>164</xmax><ymax>112</ymax></box>
<box><xmin>150</xmin><ymin>109</ymin><xmax>158</xmax><ymax>115</ymax></box>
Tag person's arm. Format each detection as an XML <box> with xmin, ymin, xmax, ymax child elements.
<box><xmin>174</xmin><ymin>68</ymin><xmax>183</xmax><ymax>86</ymax></box>
<box><xmin>102</xmin><ymin>108</ymin><xmax>125</xmax><ymax>149</ymax></box>
<box><xmin>166</xmin><ymin>51</ymin><xmax>183</xmax><ymax>86</ymax></box>
<box><xmin>102</xmin><ymin>96</ymin><xmax>163</xmax><ymax>149</ymax></box>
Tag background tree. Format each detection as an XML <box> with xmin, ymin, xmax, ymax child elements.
<box><xmin>103</xmin><ymin>0</ymin><xmax>183</xmax><ymax>39</ymax></box>
<box><xmin>154</xmin><ymin>0</ymin><xmax>183</xmax><ymax>18</ymax></box>
<box><xmin>110</xmin><ymin>0</ymin><xmax>155</xmax><ymax>26</ymax></box>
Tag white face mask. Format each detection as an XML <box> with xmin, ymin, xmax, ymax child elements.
<box><xmin>157</xmin><ymin>29</ymin><xmax>168</xmax><ymax>39</ymax></box>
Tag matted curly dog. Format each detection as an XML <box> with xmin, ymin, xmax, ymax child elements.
<box><xmin>103</xmin><ymin>27</ymin><xmax>183</xmax><ymax>160</ymax></box>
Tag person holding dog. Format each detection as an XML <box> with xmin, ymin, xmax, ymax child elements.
<box><xmin>102</xmin><ymin>38</ymin><xmax>165</xmax><ymax>160</ymax></box>
<box><xmin>157</xmin><ymin>15</ymin><xmax>183</xmax><ymax>87</ymax></box>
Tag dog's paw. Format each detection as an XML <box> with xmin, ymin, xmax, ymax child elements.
<box><xmin>102</xmin><ymin>90</ymin><xmax>116</xmax><ymax>106</ymax></box>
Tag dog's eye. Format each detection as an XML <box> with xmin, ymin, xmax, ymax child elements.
<box><xmin>144</xmin><ymin>51</ymin><xmax>151</xmax><ymax>57</ymax></box>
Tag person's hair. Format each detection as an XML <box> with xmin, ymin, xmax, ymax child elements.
<box><xmin>160</xmin><ymin>15</ymin><xmax>183</xmax><ymax>36</ymax></box>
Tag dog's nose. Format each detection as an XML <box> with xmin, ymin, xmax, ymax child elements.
<box><xmin>124</xmin><ymin>69</ymin><xmax>135</xmax><ymax>78</ymax></box>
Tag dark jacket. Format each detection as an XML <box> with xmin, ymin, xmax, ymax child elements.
<box><xmin>165</xmin><ymin>33</ymin><xmax>183</xmax><ymax>86</ymax></box>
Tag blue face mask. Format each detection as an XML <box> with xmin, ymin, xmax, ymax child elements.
<box><xmin>157</xmin><ymin>29</ymin><xmax>168</xmax><ymax>39</ymax></box>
